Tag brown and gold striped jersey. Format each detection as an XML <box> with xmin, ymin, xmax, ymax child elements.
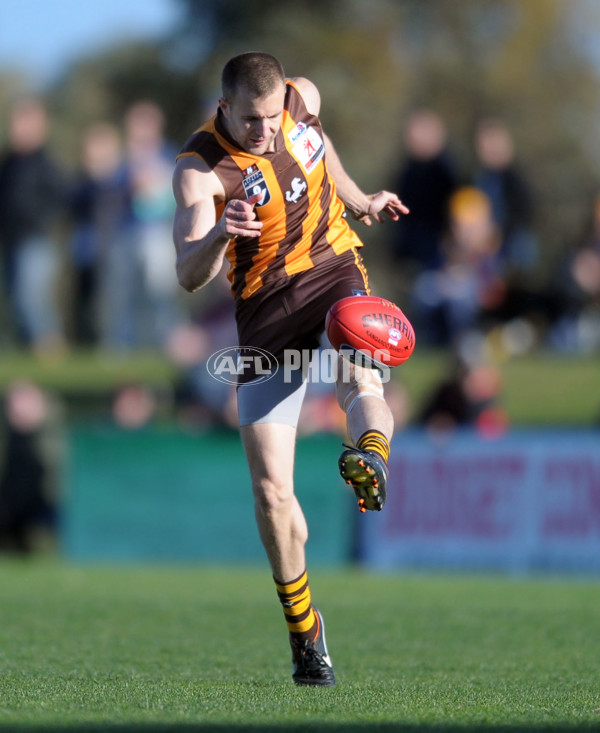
<box><xmin>177</xmin><ymin>80</ymin><xmax>363</xmax><ymax>305</ymax></box>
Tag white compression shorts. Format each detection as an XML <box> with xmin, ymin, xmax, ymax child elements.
<box><xmin>237</xmin><ymin>363</ymin><xmax>308</xmax><ymax>427</ymax></box>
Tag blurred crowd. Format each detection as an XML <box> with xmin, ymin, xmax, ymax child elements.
<box><xmin>0</xmin><ymin>96</ymin><xmax>182</xmax><ymax>353</ymax></box>
<box><xmin>383</xmin><ymin>108</ymin><xmax>600</xmax><ymax>439</ymax></box>
<box><xmin>389</xmin><ymin>109</ymin><xmax>600</xmax><ymax>358</ymax></box>
<box><xmin>1</xmin><ymin>98</ymin><xmax>598</xmax><ymax>362</ymax></box>
<box><xmin>1</xmin><ymin>98</ymin><xmax>600</xmax><ymax>550</ymax></box>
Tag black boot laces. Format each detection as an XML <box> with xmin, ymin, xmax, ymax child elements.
<box><xmin>297</xmin><ymin>639</ymin><xmax>329</xmax><ymax>671</ymax></box>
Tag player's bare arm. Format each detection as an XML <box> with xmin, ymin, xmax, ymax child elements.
<box><xmin>172</xmin><ymin>157</ymin><xmax>263</xmax><ymax>291</ymax></box>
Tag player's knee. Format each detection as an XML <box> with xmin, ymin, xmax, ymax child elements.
<box><xmin>336</xmin><ymin>362</ymin><xmax>384</xmax><ymax>413</ymax></box>
<box><xmin>293</xmin><ymin>520</ymin><xmax>309</xmax><ymax>547</ymax></box>
<box><xmin>253</xmin><ymin>477</ymin><xmax>294</xmax><ymax>517</ymax></box>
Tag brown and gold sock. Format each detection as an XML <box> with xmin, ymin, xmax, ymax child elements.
<box><xmin>274</xmin><ymin>569</ymin><xmax>318</xmax><ymax>643</ymax></box>
<box><xmin>357</xmin><ymin>429</ymin><xmax>390</xmax><ymax>463</ymax></box>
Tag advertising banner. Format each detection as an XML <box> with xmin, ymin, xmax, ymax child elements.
<box><xmin>358</xmin><ymin>430</ymin><xmax>600</xmax><ymax>573</ymax></box>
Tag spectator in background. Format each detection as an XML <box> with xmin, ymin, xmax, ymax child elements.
<box><xmin>391</xmin><ymin>109</ymin><xmax>458</xmax><ymax>276</ymax></box>
<box><xmin>0</xmin><ymin>381</ymin><xmax>61</xmax><ymax>553</ymax></box>
<box><xmin>70</xmin><ymin>122</ymin><xmax>132</xmax><ymax>347</ymax></box>
<box><xmin>411</xmin><ymin>187</ymin><xmax>506</xmax><ymax>346</ymax></box>
<box><xmin>111</xmin><ymin>382</ymin><xmax>158</xmax><ymax>429</ymax></box>
<box><xmin>550</xmin><ymin>192</ymin><xmax>600</xmax><ymax>353</ymax></box>
<box><xmin>473</xmin><ymin>118</ymin><xmax>538</xmax><ymax>276</ymax></box>
<box><xmin>418</xmin><ymin>355</ymin><xmax>507</xmax><ymax>439</ymax></box>
<box><xmin>124</xmin><ymin>101</ymin><xmax>182</xmax><ymax>349</ymax></box>
<box><xmin>0</xmin><ymin>98</ymin><xmax>65</xmax><ymax>354</ymax></box>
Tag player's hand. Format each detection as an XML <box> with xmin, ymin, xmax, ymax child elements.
<box><xmin>354</xmin><ymin>192</ymin><xmax>409</xmax><ymax>227</ymax></box>
<box><xmin>219</xmin><ymin>192</ymin><xmax>263</xmax><ymax>238</ymax></box>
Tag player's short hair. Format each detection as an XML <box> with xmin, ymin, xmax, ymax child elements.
<box><xmin>221</xmin><ymin>52</ymin><xmax>286</xmax><ymax>101</ymax></box>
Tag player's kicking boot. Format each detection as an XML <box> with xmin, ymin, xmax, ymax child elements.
<box><xmin>338</xmin><ymin>444</ymin><xmax>388</xmax><ymax>512</ymax></box>
<box><xmin>290</xmin><ymin>608</ymin><xmax>335</xmax><ymax>686</ymax></box>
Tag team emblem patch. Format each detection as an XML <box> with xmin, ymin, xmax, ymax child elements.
<box><xmin>242</xmin><ymin>164</ymin><xmax>271</xmax><ymax>206</ymax></box>
<box><xmin>285</xmin><ymin>177</ymin><xmax>307</xmax><ymax>203</ymax></box>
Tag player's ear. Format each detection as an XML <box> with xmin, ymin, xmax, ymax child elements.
<box><xmin>218</xmin><ymin>98</ymin><xmax>229</xmax><ymax>116</ymax></box>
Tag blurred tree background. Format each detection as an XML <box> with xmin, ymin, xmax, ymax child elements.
<box><xmin>2</xmin><ymin>0</ymin><xmax>600</xmax><ymax>274</ymax></box>
<box><xmin>0</xmin><ymin>0</ymin><xmax>599</xmax><ymax>426</ymax></box>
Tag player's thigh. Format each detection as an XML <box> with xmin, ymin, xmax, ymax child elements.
<box><xmin>238</xmin><ymin>367</ymin><xmax>306</xmax><ymax>488</ymax></box>
<box><xmin>237</xmin><ymin>361</ymin><xmax>307</xmax><ymax>428</ymax></box>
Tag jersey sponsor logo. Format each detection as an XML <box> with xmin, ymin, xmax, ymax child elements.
<box><xmin>288</xmin><ymin>121</ymin><xmax>307</xmax><ymax>144</ymax></box>
<box><xmin>242</xmin><ymin>164</ymin><xmax>271</xmax><ymax>206</ymax></box>
<box><xmin>285</xmin><ymin>176</ymin><xmax>307</xmax><ymax>203</ymax></box>
<box><xmin>288</xmin><ymin>124</ymin><xmax>324</xmax><ymax>174</ymax></box>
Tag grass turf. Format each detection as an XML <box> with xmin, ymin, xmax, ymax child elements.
<box><xmin>0</xmin><ymin>561</ymin><xmax>599</xmax><ymax>732</ymax></box>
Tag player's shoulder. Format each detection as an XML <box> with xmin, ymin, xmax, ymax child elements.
<box><xmin>287</xmin><ymin>76</ymin><xmax>321</xmax><ymax>116</ymax></box>
<box><xmin>173</xmin><ymin>153</ymin><xmax>214</xmax><ymax>184</ymax></box>
<box><xmin>173</xmin><ymin>155</ymin><xmax>223</xmax><ymax>203</ymax></box>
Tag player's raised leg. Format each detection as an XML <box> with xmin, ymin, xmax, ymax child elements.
<box><xmin>240</xmin><ymin>421</ymin><xmax>335</xmax><ymax>686</ymax></box>
<box><xmin>336</xmin><ymin>358</ymin><xmax>393</xmax><ymax>512</ymax></box>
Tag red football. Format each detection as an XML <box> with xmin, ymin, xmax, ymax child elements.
<box><xmin>325</xmin><ymin>295</ymin><xmax>415</xmax><ymax>368</ymax></box>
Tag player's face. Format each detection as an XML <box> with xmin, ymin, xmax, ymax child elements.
<box><xmin>220</xmin><ymin>83</ymin><xmax>286</xmax><ymax>155</ymax></box>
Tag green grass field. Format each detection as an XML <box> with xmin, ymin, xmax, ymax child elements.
<box><xmin>1</xmin><ymin>561</ymin><xmax>599</xmax><ymax>732</ymax></box>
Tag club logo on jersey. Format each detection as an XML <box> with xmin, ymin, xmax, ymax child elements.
<box><xmin>285</xmin><ymin>177</ymin><xmax>307</xmax><ymax>204</ymax></box>
<box><xmin>242</xmin><ymin>164</ymin><xmax>271</xmax><ymax>206</ymax></box>
<box><xmin>287</xmin><ymin>123</ymin><xmax>324</xmax><ymax>174</ymax></box>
